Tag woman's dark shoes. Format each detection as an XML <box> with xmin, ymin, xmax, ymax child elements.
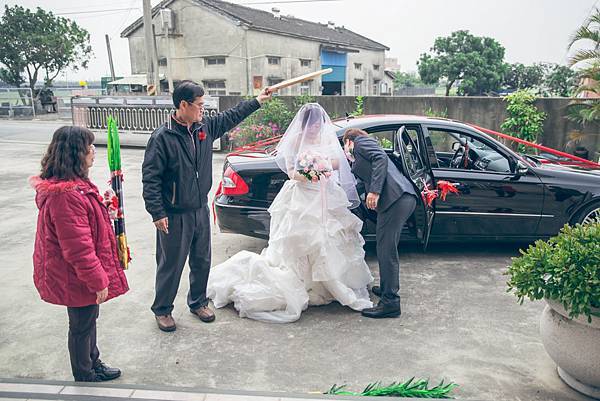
<box><xmin>94</xmin><ymin>362</ymin><xmax>121</xmax><ymax>381</ymax></box>
<box><xmin>371</xmin><ymin>285</ymin><xmax>382</xmax><ymax>297</ymax></box>
<box><xmin>361</xmin><ymin>301</ymin><xmax>401</xmax><ymax>319</ymax></box>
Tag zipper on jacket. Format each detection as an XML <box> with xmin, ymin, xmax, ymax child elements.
<box><xmin>171</xmin><ymin>182</ymin><xmax>176</xmax><ymax>204</ymax></box>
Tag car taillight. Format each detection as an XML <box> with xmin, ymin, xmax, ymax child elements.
<box><xmin>222</xmin><ymin>166</ymin><xmax>249</xmax><ymax>196</ymax></box>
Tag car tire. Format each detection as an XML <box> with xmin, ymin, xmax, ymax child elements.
<box><xmin>574</xmin><ymin>202</ymin><xmax>600</xmax><ymax>225</ymax></box>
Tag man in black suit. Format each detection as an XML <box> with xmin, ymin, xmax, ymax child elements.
<box><xmin>343</xmin><ymin>128</ymin><xmax>418</xmax><ymax>318</ymax></box>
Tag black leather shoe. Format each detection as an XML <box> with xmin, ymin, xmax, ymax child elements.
<box><xmin>371</xmin><ymin>286</ymin><xmax>382</xmax><ymax>297</ymax></box>
<box><xmin>94</xmin><ymin>362</ymin><xmax>121</xmax><ymax>381</ymax></box>
<box><xmin>361</xmin><ymin>302</ymin><xmax>401</xmax><ymax>319</ymax></box>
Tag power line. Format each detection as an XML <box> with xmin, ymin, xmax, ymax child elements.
<box><xmin>56</xmin><ymin>7</ymin><xmax>139</xmax><ymax>16</ymax></box>
<box><xmin>239</xmin><ymin>0</ymin><xmax>340</xmax><ymax>4</ymax></box>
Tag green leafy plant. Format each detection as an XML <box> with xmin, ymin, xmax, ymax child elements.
<box><xmin>292</xmin><ymin>94</ymin><xmax>316</xmax><ymax>113</ymax></box>
<box><xmin>506</xmin><ymin>221</ymin><xmax>600</xmax><ymax>322</ymax></box>
<box><xmin>326</xmin><ymin>378</ymin><xmax>458</xmax><ymax>398</ymax></box>
<box><xmin>229</xmin><ymin>97</ymin><xmax>292</xmax><ymax>148</ymax></box>
<box><xmin>424</xmin><ymin>107</ymin><xmax>448</xmax><ymax>118</ymax></box>
<box><xmin>350</xmin><ymin>96</ymin><xmax>364</xmax><ymax>117</ymax></box>
<box><xmin>500</xmin><ymin>90</ymin><xmax>546</xmax><ymax>153</ymax></box>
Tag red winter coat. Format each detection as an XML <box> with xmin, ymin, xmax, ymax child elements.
<box><xmin>31</xmin><ymin>176</ymin><xmax>129</xmax><ymax>307</ymax></box>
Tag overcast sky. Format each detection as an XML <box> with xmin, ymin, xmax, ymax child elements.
<box><xmin>1</xmin><ymin>0</ymin><xmax>598</xmax><ymax>81</ymax></box>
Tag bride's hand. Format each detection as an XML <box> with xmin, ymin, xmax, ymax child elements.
<box><xmin>293</xmin><ymin>172</ymin><xmax>308</xmax><ymax>182</ymax></box>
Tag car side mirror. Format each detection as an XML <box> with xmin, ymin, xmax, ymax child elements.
<box><xmin>515</xmin><ymin>160</ymin><xmax>529</xmax><ymax>175</ymax></box>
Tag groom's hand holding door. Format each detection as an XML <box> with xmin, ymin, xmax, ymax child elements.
<box><xmin>366</xmin><ymin>192</ymin><xmax>380</xmax><ymax>210</ymax></box>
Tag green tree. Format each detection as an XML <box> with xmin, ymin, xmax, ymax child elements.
<box><xmin>567</xmin><ymin>62</ymin><xmax>600</xmax><ymax>126</ymax></box>
<box><xmin>0</xmin><ymin>5</ymin><xmax>92</xmax><ymax>94</ymax></box>
<box><xmin>544</xmin><ymin>64</ymin><xmax>577</xmax><ymax>97</ymax></box>
<box><xmin>568</xmin><ymin>8</ymin><xmax>600</xmax><ymax>67</ymax></box>
<box><xmin>503</xmin><ymin>63</ymin><xmax>576</xmax><ymax>97</ymax></box>
<box><xmin>565</xmin><ymin>8</ymin><xmax>600</xmax><ymax>142</ymax></box>
<box><xmin>393</xmin><ymin>72</ymin><xmax>423</xmax><ymax>89</ymax></box>
<box><xmin>417</xmin><ymin>30</ymin><xmax>506</xmax><ymax>96</ymax></box>
<box><xmin>503</xmin><ymin>63</ymin><xmax>546</xmax><ymax>92</ymax></box>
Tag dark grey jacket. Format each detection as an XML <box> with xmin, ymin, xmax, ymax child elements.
<box><xmin>142</xmin><ymin>99</ymin><xmax>260</xmax><ymax>221</ymax></box>
<box><xmin>351</xmin><ymin>136</ymin><xmax>417</xmax><ymax>212</ymax></box>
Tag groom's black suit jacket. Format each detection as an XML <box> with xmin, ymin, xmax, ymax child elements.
<box><xmin>351</xmin><ymin>136</ymin><xmax>416</xmax><ymax>213</ymax></box>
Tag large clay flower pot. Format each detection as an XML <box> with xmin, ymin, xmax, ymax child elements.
<box><xmin>540</xmin><ymin>299</ymin><xmax>600</xmax><ymax>399</ymax></box>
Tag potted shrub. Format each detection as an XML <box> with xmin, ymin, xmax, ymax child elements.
<box><xmin>506</xmin><ymin>221</ymin><xmax>600</xmax><ymax>398</ymax></box>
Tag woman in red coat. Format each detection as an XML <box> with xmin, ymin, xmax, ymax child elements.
<box><xmin>31</xmin><ymin>126</ymin><xmax>129</xmax><ymax>382</ymax></box>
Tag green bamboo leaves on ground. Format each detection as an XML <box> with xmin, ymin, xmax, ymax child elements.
<box><xmin>326</xmin><ymin>377</ymin><xmax>458</xmax><ymax>398</ymax></box>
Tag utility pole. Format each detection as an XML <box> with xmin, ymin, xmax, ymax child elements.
<box><xmin>161</xmin><ymin>8</ymin><xmax>174</xmax><ymax>93</ymax></box>
<box><xmin>152</xmin><ymin>23</ymin><xmax>161</xmax><ymax>93</ymax></box>
<box><xmin>105</xmin><ymin>34</ymin><xmax>116</xmax><ymax>81</ymax></box>
<box><xmin>143</xmin><ymin>0</ymin><xmax>157</xmax><ymax>94</ymax></box>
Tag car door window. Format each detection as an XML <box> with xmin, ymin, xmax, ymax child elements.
<box><xmin>368</xmin><ymin>129</ymin><xmax>395</xmax><ymax>151</ymax></box>
<box><xmin>427</xmin><ymin>128</ymin><xmax>511</xmax><ymax>173</ymax></box>
<box><xmin>399</xmin><ymin>128</ymin><xmax>424</xmax><ymax>175</ymax></box>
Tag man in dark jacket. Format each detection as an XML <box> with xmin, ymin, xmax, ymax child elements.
<box><xmin>343</xmin><ymin>128</ymin><xmax>417</xmax><ymax>319</ymax></box>
<box><xmin>142</xmin><ymin>80</ymin><xmax>271</xmax><ymax>332</ymax></box>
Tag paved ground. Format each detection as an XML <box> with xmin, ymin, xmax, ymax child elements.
<box><xmin>0</xmin><ymin>378</ymin><xmax>449</xmax><ymax>401</ymax></box>
<box><xmin>0</xmin><ymin>122</ymin><xmax>593</xmax><ymax>401</ymax></box>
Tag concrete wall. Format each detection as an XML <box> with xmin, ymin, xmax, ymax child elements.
<box><xmin>219</xmin><ymin>95</ymin><xmax>600</xmax><ymax>157</ymax></box>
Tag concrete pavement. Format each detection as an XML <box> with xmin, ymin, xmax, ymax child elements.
<box><xmin>0</xmin><ymin>122</ymin><xmax>594</xmax><ymax>401</ymax></box>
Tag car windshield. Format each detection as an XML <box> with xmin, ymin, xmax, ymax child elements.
<box><xmin>520</xmin><ymin>154</ymin><xmax>542</xmax><ymax>167</ymax></box>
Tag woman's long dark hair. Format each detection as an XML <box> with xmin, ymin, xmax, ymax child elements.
<box><xmin>40</xmin><ymin>126</ymin><xmax>95</xmax><ymax>180</ymax></box>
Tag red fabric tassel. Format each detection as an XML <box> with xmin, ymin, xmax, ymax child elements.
<box><xmin>420</xmin><ymin>180</ymin><xmax>438</xmax><ymax>207</ymax></box>
<box><xmin>437</xmin><ymin>180</ymin><xmax>460</xmax><ymax>201</ymax></box>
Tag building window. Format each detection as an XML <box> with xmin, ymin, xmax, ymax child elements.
<box><xmin>300</xmin><ymin>59</ymin><xmax>311</xmax><ymax>67</ymax></box>
<box><xmin>158</xmin><ymin>57</ymin><xmax>167</xmax><ymax>67</ymax></box>
<box><xmin>268</xmin><ymin>78</ymin><xmax>283</xmax><ymax>86</ymax></box>
<box><xmin>354</xmin><ymin>63</ymin><xmax>362</xmax><ymax>70</ymax></box>
<box><xmin>372</xmin><ymin>80</ymin><xmax>380</xmax><ymax>95</ymax></box>
<box><xmin>203</xmin><ymin>80</ymin><xmax>226</xmax><ymax>96</ymax></box>
<box><xmin>354</xmin><ymin>79</ymin><xmax>363</xmax><ymax>96</ymax></box>
<box><xmin>300</xmin><ymin>80</ymin><xmax>312</xmax><ymax>95</ymax></box>
<box><xmin>373</xmin><ymin>64</ymin><xmax>380</xmax><ymax>71</ymax></box>
<box><xmin>205</xmin><ymin>57</ymin><xmax>226</xmax><ymax>66</ymax></box>
<box><xmin>268</xmin><ymin>57</ymin><xmax>281</xmax><ymax>65</ymax></box>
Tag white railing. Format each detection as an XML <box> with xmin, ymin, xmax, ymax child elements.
<box><xmin>72</xmin><ymin>96</ymin><xmax>219</xmax><ymax>132</ymax></box>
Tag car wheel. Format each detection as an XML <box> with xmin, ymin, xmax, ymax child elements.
<box><xmin>576</xmin><ymin>202</ymin><xmax>600</xmax><ymax>225</ymax></box>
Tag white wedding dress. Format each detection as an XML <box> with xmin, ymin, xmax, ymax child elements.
<box><xmin>208</xmin><ymin>103</ymin><xmax>373</xmax><ymax>323</ymax></box>
<box><xmin>208</xmin><ymin>177</ymin><xmax>374</xmax><ymax>323</ymax></box>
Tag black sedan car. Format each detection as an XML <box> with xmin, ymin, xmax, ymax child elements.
<box><xmin>214</xmin><ymin>115</ymin><xmax>600</xmax><ymax>247</ymax></box>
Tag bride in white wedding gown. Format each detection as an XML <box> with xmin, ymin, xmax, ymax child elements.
<box><xmin>208</xmin><ymin>103</ymin><xmax>373</xmax><ymax>323</ymax></box>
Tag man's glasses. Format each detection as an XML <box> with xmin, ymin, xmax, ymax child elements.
<box><xmin>189</xmin><ymin>101</ymin><xmax>205</xmax><ymax>110</ymax></box>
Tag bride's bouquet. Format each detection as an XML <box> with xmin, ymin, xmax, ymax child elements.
<box><xmin>296</xmin><ymin>150</ymin><xmax>333</xmax><ymax>182</ymax></box>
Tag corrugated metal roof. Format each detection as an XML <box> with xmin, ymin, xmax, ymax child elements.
<box><xmin>121</xmin><ymin>0</ymin><xmax>389</xmax><ymax>51</ymax></box>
